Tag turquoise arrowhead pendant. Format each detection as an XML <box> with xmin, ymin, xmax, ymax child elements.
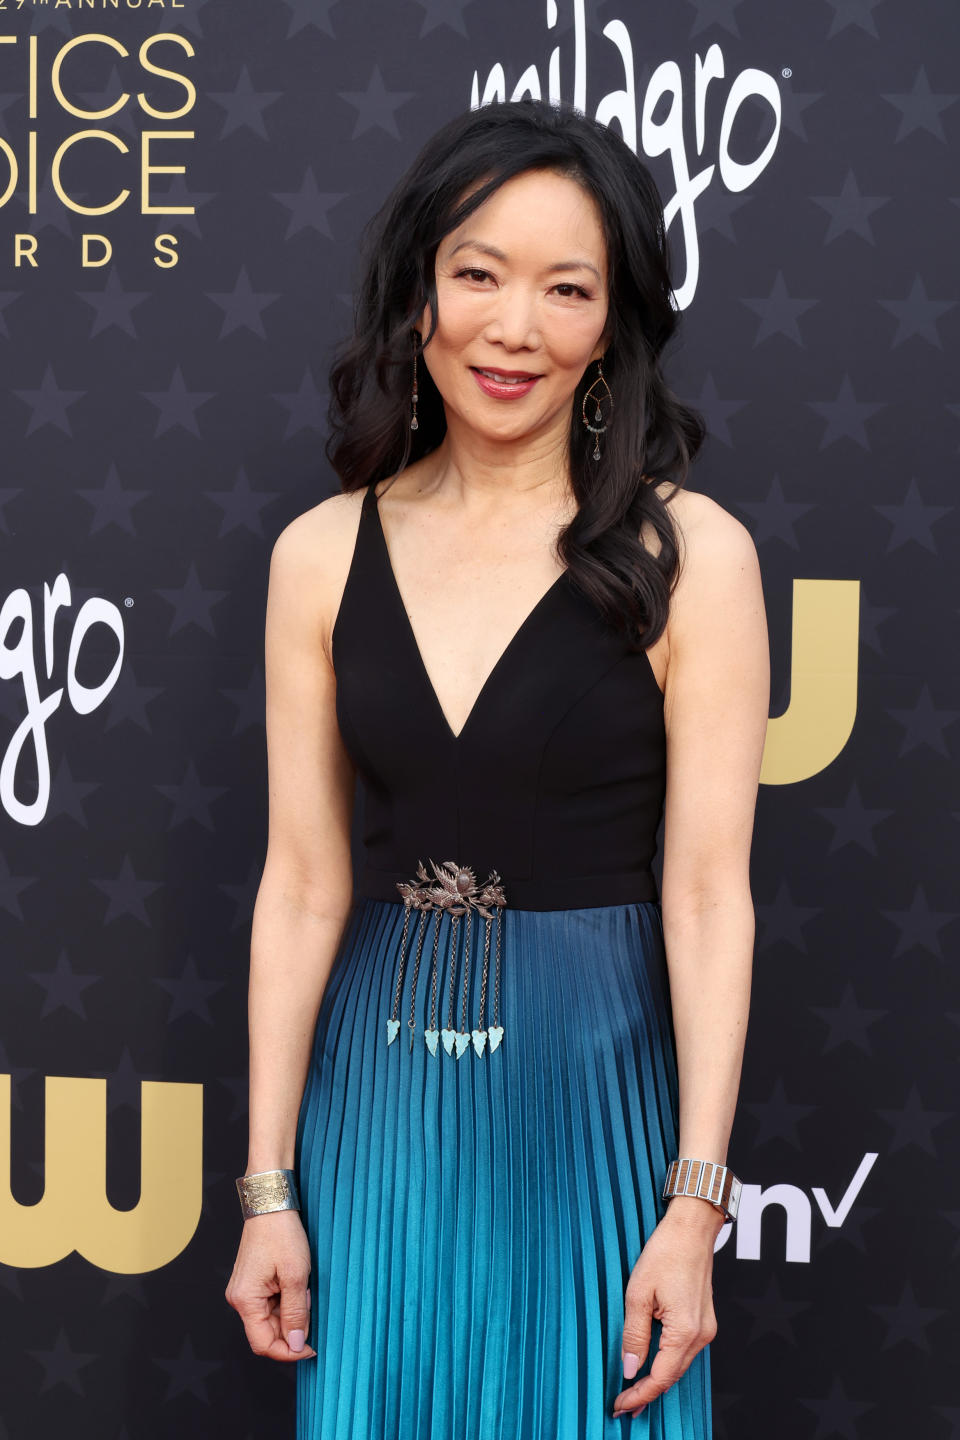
<box><xmin>487</xmin><ymin>1025</ymin><xmax>504</xmax><ymax>1053</ymax></box>
<box><xmin>441</xmin><ymin>1027</ymin><xmax>456</xmax><ymax>1055</ymax></box>
<box><xmin>386</xmin><ymin>1017</ymin><xmax>400</xmax><ymax>1046</ymax></box>
<box><xmin>471</xmin><ymin>1028</ymin><xmax>487</xmax><ymax>1055</ymax></box>
<box><xmin>454</xmin><ymin>1031</ymin><xmax>470</xmax><ymax>1058</ymax></box>
<box><xmin>424</xmin><ymin>1028</ymin><xmax>440</xmax><ymax>1056</ymax></box>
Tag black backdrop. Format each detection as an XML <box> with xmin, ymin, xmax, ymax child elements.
<box><xmin>0</xmin><ymin>1</ymin><xmax>957</xmax><ymax>1437</ymax></box>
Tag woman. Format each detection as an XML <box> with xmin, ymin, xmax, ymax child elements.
<box><xmin>226</xmin><ymin>98</ymin><xmax>769</xmax><ymax>1439</ymax></box>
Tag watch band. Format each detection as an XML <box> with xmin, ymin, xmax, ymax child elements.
<box><xmin>662</xmin><ymin>1158</ymin><xmax>741</xmax><ymax>1223</ymax></box>
<box><xmin>235</xmin><ymin>1168</ymin><xmax>301</xmax><ymax>1219</ymax></box>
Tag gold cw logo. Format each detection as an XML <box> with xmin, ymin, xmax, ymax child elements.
<box><xmin>761</xmin><ymin>579</ymin><xmax>860</xmax><ymax>785</ymax></box>
<box><xmin>0</xmin><ymin>1074</ymin><xmax>203</xmax><ymax>1273</ymax></box>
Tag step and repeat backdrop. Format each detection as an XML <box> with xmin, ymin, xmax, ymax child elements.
<box><xmin>0</xmin><ymin>1</ymin><xmax>956</xmax><ymax>1436</ymax></box>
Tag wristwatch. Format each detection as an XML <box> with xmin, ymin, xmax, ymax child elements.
<box><xmin>662</xmin><ymin>1158</ymin><xmax>741</xmax><ymax>1223</ymax></box>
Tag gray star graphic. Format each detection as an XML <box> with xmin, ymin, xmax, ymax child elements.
<box><xmin>810</xmin><ymin>982</ymin><xmax>886</xmax><ymax>1053</ymax></box>
<box><xmin>870</xmin><ymin>1280</ymin><xmax>946</xmax><ymax>1350</ymax></box>
<box><xmin>800</xmin><ymin>1376</ymin><xmax>874</xmax><ymax>1438</ymax></box>
<box><xmin>0</xmin><ymin>289</ymin><xmax>23</xmax><ymax>338</ymax></box>
<box><xmin>153</xmin><ymin>1335</ymin><xmax>222</xmax><ymax>1403</ymax></box>
<box><xmin>76</xmin><ymin>269</ymin><xmax>150</xmax><ymax>339</ymax></box>
<box><xmin>879</xmin><ymin>883</ymin><xmax>956</xmax><ymax>958</ymax></box>
<box><xmin>156</xmin><ymin>760</ymin><xmax>229</xmax><ymax>831</ymax></box>
<box><xmin>815</xmin><ymin>781</ymin><xmax>894</xmax><ymax>855</ymax></box>
<box><xmin>339</xmin><ymin>65</ymin><xmax>415</xmax><ymax>140</ymax></box>
<box><xmin>222</xmin><ymin>665</ymin><xmax>266</xmax><ymax>734</ymax></box>
<box><xmin>92</xmin><ymin>855</ymin><xmax>163</xmax><ymax>927</ymax></box>
<box><xmin>816</xmin><ymin>1203</ymin><xmax>882</xmax><ymax>1255</ymax></box>
<box><xmin>141</xmin><ymin>366</ymin><xmax>215</xmax><ymax>438</ymax></box>
<box><xmin>811</xmin><ymin>170</ymin><xmax>890</xmax><ymax>243</ymax></box>
<box><xmin>413</xmin><ymin>0</ymin><xmax>475</xmax><ymax>37</ymax></box>
<box><xmin>755</xmin><ymin>880</ymin><xmax>820</xmax><ymax>953</ymax></box>
<box><xmin>737</xmin><ymin>475</ymin><xmax>815</xmax><ymax>548</ymax></box>
<box><xmin>743</xmin><ymin>1077</ymin><xmax>816</xmax><ymax>1148</ymax></box>
<box><xmin>273</xmin><ymin>367</ymin><xmax>327</xmax><ymax>438</ymax></box>
<box><xmin>210</xmin><ymin>66</ymin><xmax>282</xmax><ymax>141</ymax></box>
<box><xmin>102</xmin><ymin>1272</ymin><xmax>149</xmax><ymax>1307</ymax></box>
<box><xmin>735</xmin><ymin>1274</ymin><xmax>811</xmax><ymax>1345</ymax></box>
<box><xmin>77</xmin><ymin>462</ymin><xmax>150</xmax><ymax>537</ymax></box>
<box><xmin>284</xmin><ymin>0</ymin><xmax>338</xmax><ymax>36</ymax></box>
<box><xmin>219</xmin><ymin>858</ymin><xmax>264</xmax><ymax>932</ymax></box>
<box><xmin>879</xmin><ymin>274</ymin><xmax>955</xmax><ymax>347</ymax></box>
<box><xmin>272</xmin><ymin>167</ymin><xmax>347</xmax><ymax>240</ymax></box>
<box><xmin>882</xmin><ymin>66</ymin><xmax>958</xmax><ymax>142</ymax></box>
<box><xmin>102</xmin><ymin>664</ymin><xmax>163</xmax><ymax>734</ymax></box>
<box><xmin>877</xmin><ymin>1084</ymin><xmax>951</xmax><ymax>1155</ymax></box>
<box><xmin>741</xmin><ymin>271</ymin><xmax>818</xmax><ymax>346</ymax></box>
<box><xmin>687</xmin><ymin>0</ymin><xmax>744</xmax><ymax>38</ymax></box>
<box><xmin>0</xmin><ymin>850</ymin><xmax>39</xmax><ymax>919</ymax></box>
<box><xmin>874</xmin><ymin>477</ymin><xmax>951</xmax><ymax>553</ymax></box>
<box><xmin>27</xmin><ymin>950</ymin><xmax>102</xmax><ymax>1020</ymax></box>
<box><xmin>824</xmin><ymin>0</ymin><xmax>884</xmax><ymax>38</ymax></box>
<box><xmin>695</xmin><ymin>185</ymin><xmax>752</xmax><ymax>243</ymax></box>
<box><xmin>26</xmin><ymin>1328</ymin><xmax>98</xmax><ymax>1395</ymax></box>
<box><xmin>43</xmin><ymin>755</ymin><xmax>100</xmax><ymax>826</ymax></box>
<box><xmin>886</xmin><ymin>684</ymin><xmax>960</xmax><ymax>758</ymax></box>
<box><xmin>206</xmin><ymin>466</ymin><xmax>280</xmax><ymax>538</ymax></box>
<box><xmin>206</xmin><ymin>266</ymin><xmax>280</xmax><ymax>339</ymax></box>
<box><xmin>859</xmin><ymin>592</ymin><xmax>898</xmax><ymax>654</ymax></box>
<box><xmin>778</xmin><ymin>85</ymin><xmax>824</xmax><ymax>143</ymax></box>
<box><xmin>102</xmin><ymin>1046</ymin><xmax>164</xmax><ymax>1115</ymax></box>
<box><xmin>807</xmin><ymin>373</ymin><xmax>884</xmax><ymax>449</ymax></box>
<box><xmin>13</xmin><ymin>364</ymin><xmax>85</xmax><ymax>437</ymax></box>
<box><xmin>693</xmin><ymin>373</ymin><xmax>748</xmax><ymax>447</ymax></box>
<box><xmin>155</xmin><ymin>955</ymin><xmax>226</xmax><ymax>1023</ymax></box>
<box><xmin>156</xmin><ymin>563</ymin><xmax>229</xmax><ymax>638</ymax></box>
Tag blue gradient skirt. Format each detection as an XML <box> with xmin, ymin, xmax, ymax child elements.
<box><xmin>294</xmin><ymin>896</ymin><xmax>711</xmax><ymax>1439</ymax></box>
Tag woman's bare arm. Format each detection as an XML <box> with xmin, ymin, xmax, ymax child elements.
<box><xmin>657</xmin><ymin>490</ymin><xmax>769</xmax><ymax>1222</ymax></box>
<box><xmin>245</xmin><ymin>494</ymin><xmax>361</xmax><ymax>1175</ymax></box>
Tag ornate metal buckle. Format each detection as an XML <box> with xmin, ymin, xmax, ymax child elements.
<box><xmin>386</xmin><ymin>859</ymin><xmax>507</xmax><ymax>1058</ymax></box>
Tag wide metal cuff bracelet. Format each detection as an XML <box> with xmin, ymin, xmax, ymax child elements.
<box><xmin>662</xmin><ymin>1158</ymin><xmax>742</xmax><ymax>1223</ymax></box>
<box><xmin>235</xmin><ymin>1168</ymin><xmax>300</xmax><ymax>1220</ymax></box>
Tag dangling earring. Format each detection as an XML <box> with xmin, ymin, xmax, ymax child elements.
<box><xmin>582</xmin><ymin>356</ymin><xmax>613</xmax><ymax>460</ymax></box>
<box><xmin>410</xmin><ymin>334</ymin><xmax>420</xmax><ymax>432</ymax></box>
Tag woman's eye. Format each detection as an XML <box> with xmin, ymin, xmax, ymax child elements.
<box><xmin>455</xmin><ymin>268</ymin><xmax>491</xmax><ymax>283</ymax></box>
<box><xmin>554</xmin><ymin>283</ymin><xmax>590</xmax><ymax>299</ymax></box>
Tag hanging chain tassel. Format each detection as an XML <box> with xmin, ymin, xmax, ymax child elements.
<box><xmin>388</xmin><ymin>858</ymin><xmax>507</xmax><ymax>1056</ymax></box>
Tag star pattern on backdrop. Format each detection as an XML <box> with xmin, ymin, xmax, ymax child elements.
<box><xmin>76</xmin><ymin>270</ymin><xmax>151</xmax><ymax>340</ymax></box>
<box><xmin>209</xmin><ymin>66</ymin><xmax>283</xmax><ymax>140</ymax></box>
<box><xmin>272</xmin><ymin>167</ymin><xmax>348</xmax><ymax>240</ymax></box>
<box><xmin>12</xmin><ymin>365</ymin><xmax>86</xmax><ymax>437</ymax></box>
<box><xmin>339</xmin><ymin>65</ymin><xmax>416</xmax><ymax>139</ymax></box>
<box><xmin>811</xmin><ymin>169</ymin><xmax>890</xmax><ymax>243</ymax></box>
<box><xmin>881</xmin><ymin>66</ymin><xmax>958</xmax><ymax>142</ymax></box>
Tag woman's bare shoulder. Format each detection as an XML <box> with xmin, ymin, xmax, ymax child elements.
<box><xmin>269</xmin><ymin>488</ymin><xmax>367</xmax><ymax>661</ymax></box>
<box><xmin>645</xmin><ymin>480</ymin><xmax>756</xmax><ymax>571</ymax></box>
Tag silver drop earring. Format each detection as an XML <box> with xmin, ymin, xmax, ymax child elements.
<box><xmin>582</xmin><ymin>356</ymin><xmax>613</xmax><ymax>460</ymax></box>
<box><xmin>410</xmin><ymin>334</ymin><xmax>420</xmax><ymax>431</ymax></box>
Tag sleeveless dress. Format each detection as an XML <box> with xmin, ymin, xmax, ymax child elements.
<box><xmin>294</xmin><ymin>481</ymin><xmax>712</xmax><ymax>1439</ymax></box>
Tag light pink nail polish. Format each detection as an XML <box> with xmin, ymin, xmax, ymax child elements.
<box><xmin>623</xmin><ymin>1351</ymin><xmax>640</xmax><ymax>1379</ymax></box>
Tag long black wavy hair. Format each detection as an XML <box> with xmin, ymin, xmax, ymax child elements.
<box><xmin>325</xmin><ymin>98</ymin><xmax>705</xmax><ymax>650</ymax></box>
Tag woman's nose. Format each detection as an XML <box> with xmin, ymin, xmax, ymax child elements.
<box><xmin>485</xmin><ymin>285</ymin><xmax>540</xmax><ymax>351</ymax></box>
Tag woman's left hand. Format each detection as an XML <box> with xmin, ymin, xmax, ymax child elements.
<box><xmin>611</xmin><ymin>1198</ymin><xmax>725</xmax><ymax>1419</ymax></box>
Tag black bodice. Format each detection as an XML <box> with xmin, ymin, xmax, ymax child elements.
<box><xmin>332</xmin><ymin>482</ymin><xmax>666</xmax><ymax>911</ymax></box>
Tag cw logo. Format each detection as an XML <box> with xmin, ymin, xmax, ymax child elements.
<box><xmin>762</xmin><ymin>579</ymin><xmax>861</xmax><ymax>785</ymax></box>
<box><xmin>714</xmin><ymin>1152</ymin><xmax>879</xmax><ymax>1262</ymax></box>
<box><xmin>0</xmin><ymin>1074</ymin><xmax>203</xmax><ymax>1273</ymax></box>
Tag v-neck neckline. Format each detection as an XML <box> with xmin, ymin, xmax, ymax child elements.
<box><xmin>370</xmin><ymin>484</ymin><xmax>569</xmax><ymax>743</ymax></box>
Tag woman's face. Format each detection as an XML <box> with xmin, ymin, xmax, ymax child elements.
<box><xmin>417</xmin><ymin>168</ymin><xmax>610</xmax><ymax>449</ymax></box>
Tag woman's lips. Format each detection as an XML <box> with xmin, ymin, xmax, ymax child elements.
<box><xmin>470</xmin><ymin>367</ymin><xmax>542</xmax><ymax>400</ymax></box>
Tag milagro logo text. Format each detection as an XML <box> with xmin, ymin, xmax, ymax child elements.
<box><xmin>472</xmin><ymin>0</ymin><xmax>782</xmax><ymax>310</ymax></box>
<box><xmin>713</xmin><ymin>1153</ymin><xmax>879</xmax><ymax>1263</ymax></box>
<box><xmin>0</xmin><ymin>573</ymin><xmax>124</xmax><ymax>826</ymax></box>
<box><xmin>0</xmin><ymin>31</ymin><xmax>196</xmax><ymax>269</ymax></box>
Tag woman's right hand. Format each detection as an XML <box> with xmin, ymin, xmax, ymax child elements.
<box><xmin>225</xmin><ymin>1208</ymin><xmax>318</xmax><ymax>1362</ymax></box>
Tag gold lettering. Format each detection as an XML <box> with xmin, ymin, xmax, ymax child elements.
<box><xmin>141</xmin><ymin>130</ymin><xmax>193</xmax><ymax>212</ymax></box>
<box><xmin>14</xmin><ymin>234</ymin><xmax>38</xmax><ymax>268</ymax></box>
<box><xmin>52</xmin><ymin>35</ymin><xmax>130</xmax><ymax>121</ymax></box>
<box><xmin>52</xmin><ymin>130</ymin><xmax>130</xmax><ymax>215</ymax></box>
<box><xmin>761</xmin><ymin>579</ymin><xmax>860</xmax><ymax>785</ymax></box>
<box><xmin>138</xmin><ymin>33</ymin><xmax>196</xmax><ymax>119</ymax></box>
<box><xmin>82</xmin><ymin>232</ymin><xmax>112</xmax><ymax>266</ymax></box>
<box><xmin>153</xmin><ymin>232</ymin><xmax>179</xmax><ymax>268</ymax></box>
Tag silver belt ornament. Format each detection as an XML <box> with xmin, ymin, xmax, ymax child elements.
<box><xmin>386</xmin><ymin>859</ymin><xmax>506</xmax><ymax>1057</ymax></box>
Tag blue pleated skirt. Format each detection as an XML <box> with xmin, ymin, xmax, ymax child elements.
<box><xmin>294</xmin><ymin>896</ymin><xmax>711</xmax><ymax>1440</ymax></box>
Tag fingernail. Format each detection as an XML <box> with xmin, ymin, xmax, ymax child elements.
<box><xmin>288</xmin><ymin>1329</ymin><xmax>305</xmax><ymax>1352</ymax></box>
<box><xmin>623</xmin><ymin>1352</ymin><xmax>640</xmax><ymax>1379</ymax></box>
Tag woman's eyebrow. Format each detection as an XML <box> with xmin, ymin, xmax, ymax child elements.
<box><xmin>448</xmin><ymin>240</ymin><xmax>602</xmax><ymax>283</ymax></box>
